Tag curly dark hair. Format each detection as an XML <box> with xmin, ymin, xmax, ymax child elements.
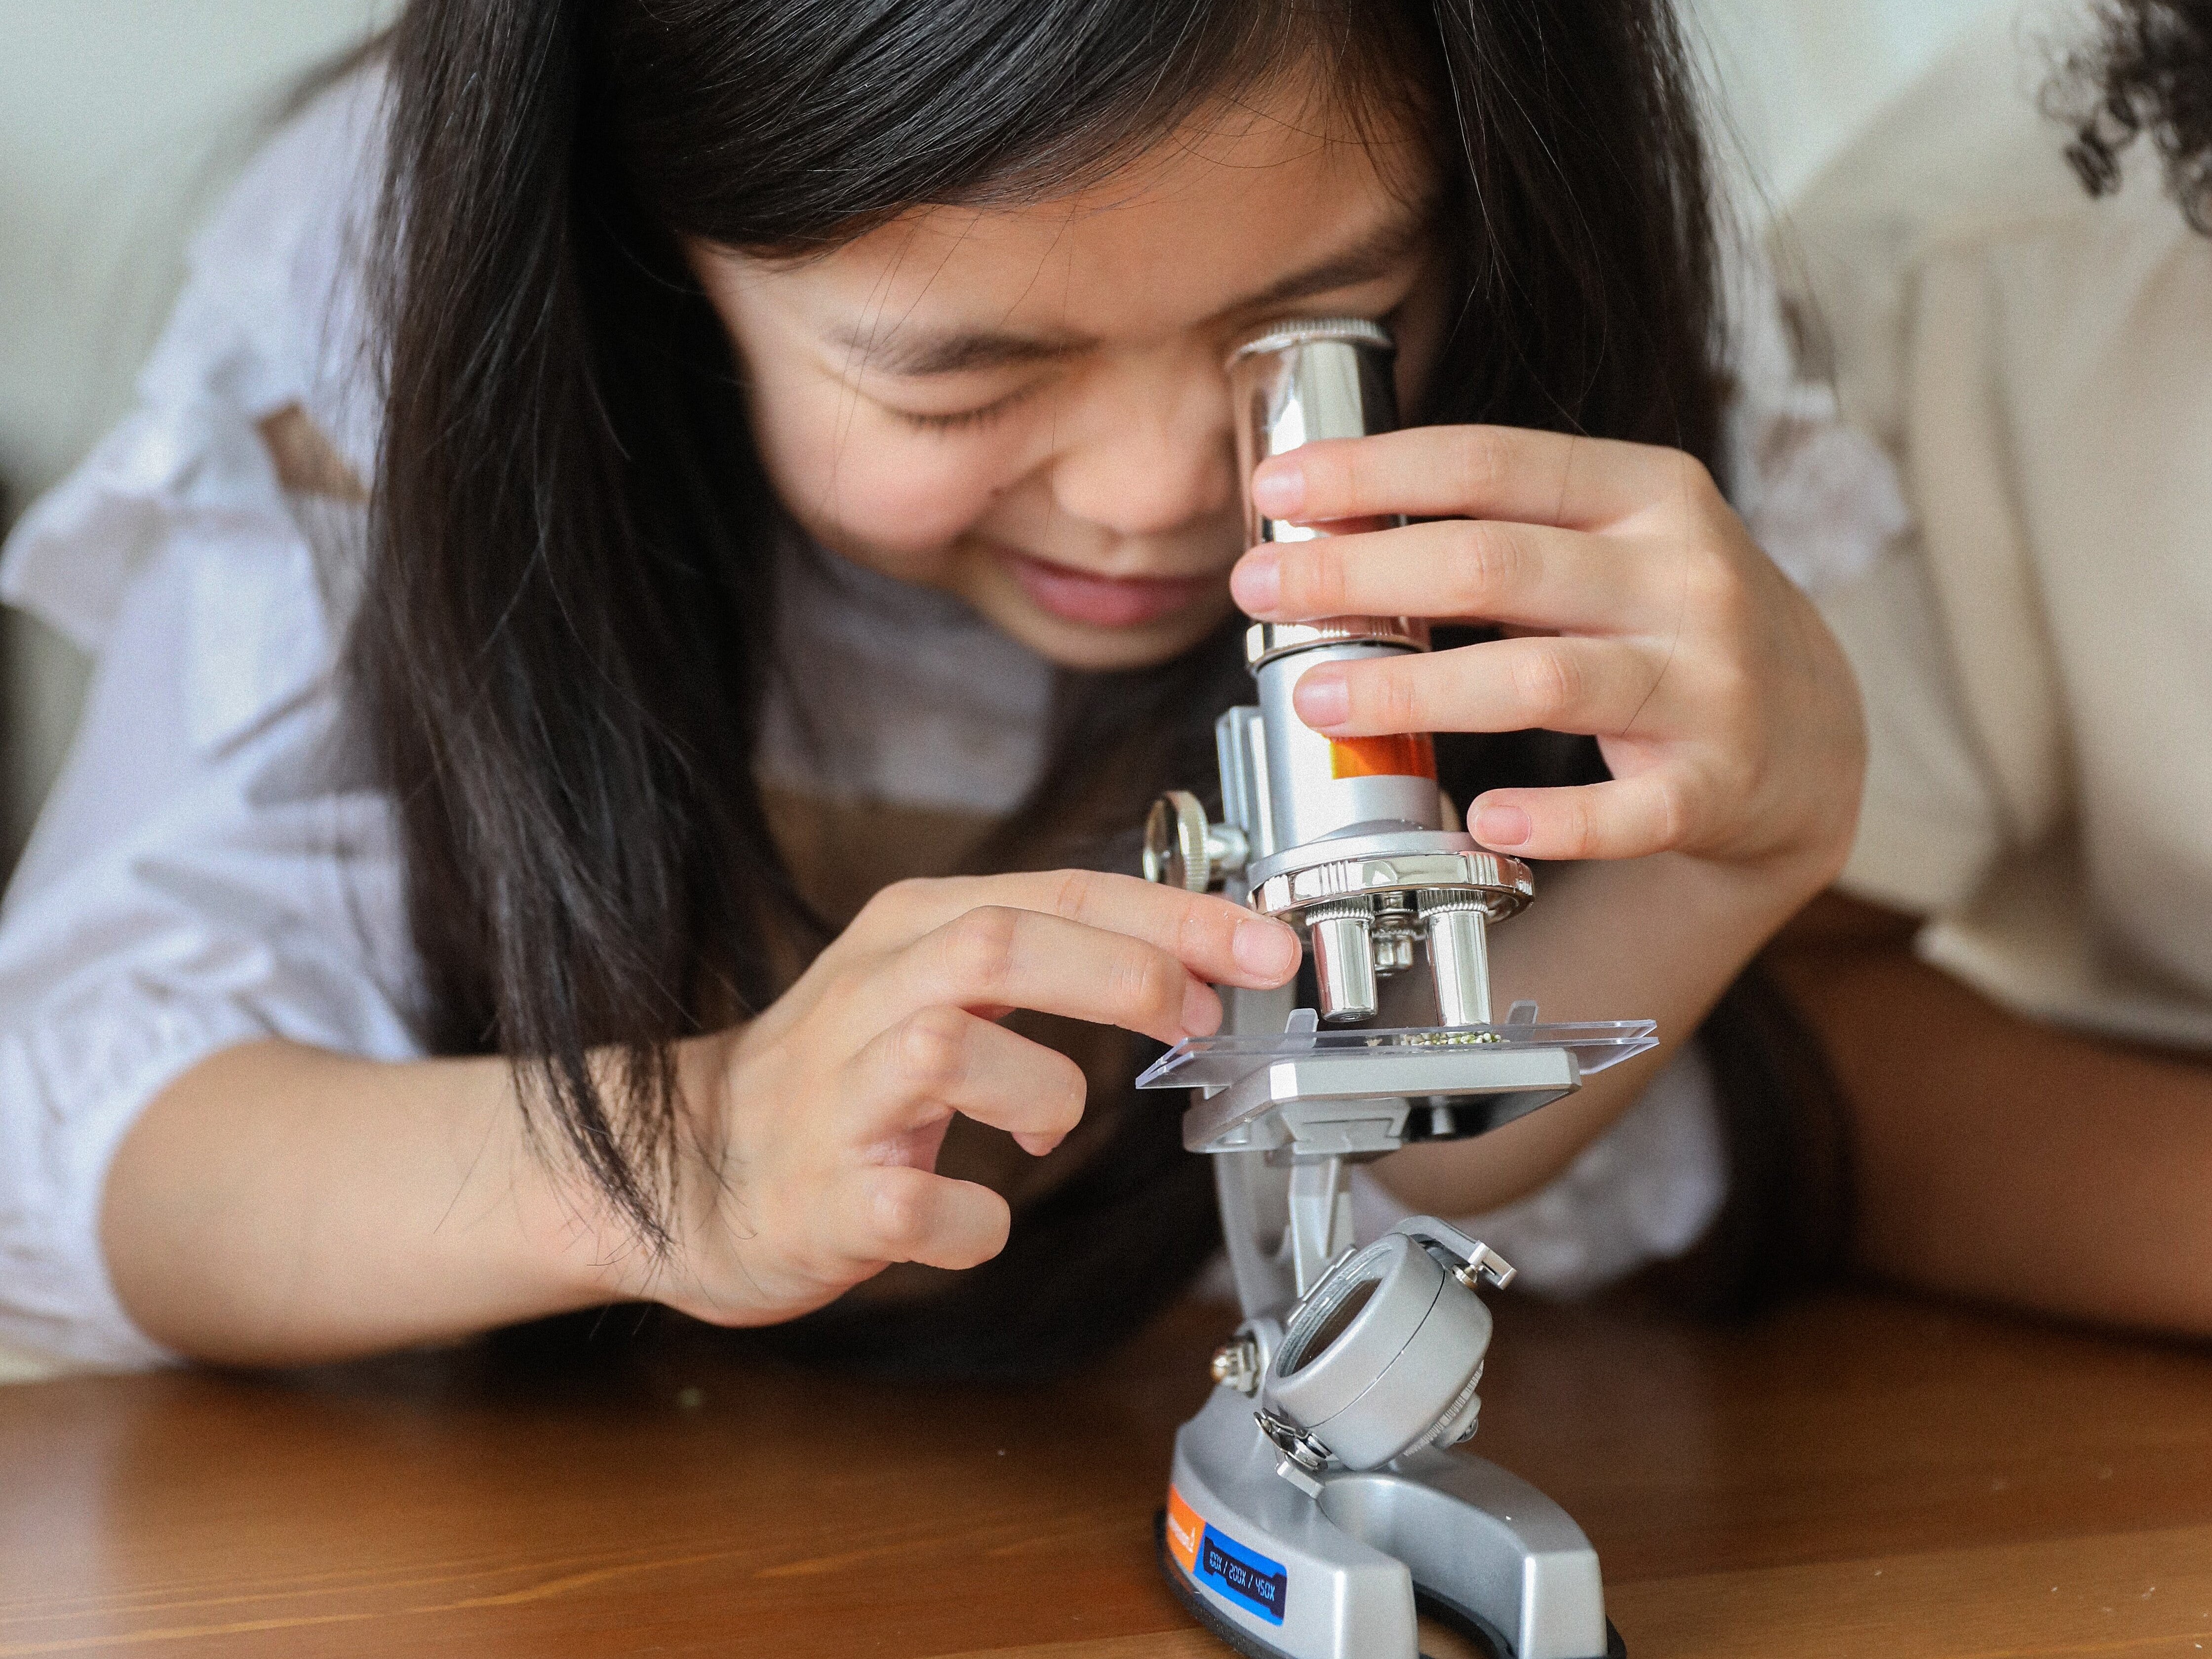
<box><xmin>2049</xmin><ymin>0</ymin><xmax>2212</xmax><ymax>231</ymax></box>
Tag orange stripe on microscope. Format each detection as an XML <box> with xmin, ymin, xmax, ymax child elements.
<box><xmin>1328</xmin><ymin>732</ymin><xmax>1437</xmax><ymax>781</ymax></box>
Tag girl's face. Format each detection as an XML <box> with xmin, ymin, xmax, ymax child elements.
<box><xmin>691</xmin><ymin>78</ymin><xmax>1444</xmax><ymax>671</ymax></box>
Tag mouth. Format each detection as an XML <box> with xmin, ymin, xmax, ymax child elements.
<box><xmin>997</xmin><ymin>547</ymin><xmax>1221</xmax><ymax>630</ymax></box>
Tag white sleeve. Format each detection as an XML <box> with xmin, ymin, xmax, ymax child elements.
<box><xmin>0</xmin><ymin>462</ymin><xmax>422</xmax><ymax>1371</ymax></box>
<box><xmin>1772</xmin><ymin>177</ymin><xmax>2032</xmax><ymax>919</ymax></box>
<box><xmin>1818</xmin><ymin>539</ymin><xmax>2012</xmax><ymax>915</ymax></box>
<box><xmin>1348</xmin><ymin>1044</ymin><xmax>1727</xmax><ymax>1298</ymax></box>
<box><xmin>0</xmin><ymin>72</ymin><xmax>415</xmax><ymax>1369</ymax></box>
<box><xmin>0</xmin><ymin>477</ymin><xmax>422</xmax><ymax>1370</ymax></box>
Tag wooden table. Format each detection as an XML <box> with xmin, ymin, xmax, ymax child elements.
<box><xmin>3</xmin><ymin>1289</ymin><xmax>2210</xmax><ymax>1658</ymax></box>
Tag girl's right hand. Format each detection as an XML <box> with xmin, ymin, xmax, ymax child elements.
<box><xmin>630</xmin><ymin>870</ymin><xmax>1302</xmax><ymax>1327</ymax></box>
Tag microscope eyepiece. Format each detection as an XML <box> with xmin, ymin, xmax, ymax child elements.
<box><xmin>1227</xmin><ymin>316</ymin><xmax>1400</xmax><ymax>550</ymax></box>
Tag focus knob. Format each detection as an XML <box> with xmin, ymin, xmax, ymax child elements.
<box><xmin>1142</xmin><ymin>790</ymin><xmax>1248</xmax><ymax>892</ymax></box>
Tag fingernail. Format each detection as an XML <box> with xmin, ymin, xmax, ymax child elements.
<box><xmin>1182</xmin><ymin>979</ymin><xmax>1222</xmax><ymax>1036</ymax></box>
<box><xmin>1294</xmin><ymin>669</ymin><xmax>1349</xmax><ymax>730</ymax></box>
<box><xmin>1231</xmin><ymin>548</ymin><xmax>1280</xmax><ymax>613</ymax></box>
<box><xmin>1234</xmin><ymin>917</ymin><xmax>1300</xmax><ymax>982</ymax></box>
<box><xmin>1250</xmin><ymin>462</ymin><xmax>1305</xmax><ymax>517</ymax></box>
<box><xmin>1472</xmin><ymin>803</ymin><xmax>1532</xmax><ymax>848</ymax></box>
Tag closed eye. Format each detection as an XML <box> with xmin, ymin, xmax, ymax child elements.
<box><xmin>891</xmin><ymin>382</ymin><xmax>1041</xmax><ymax>434</ymax></box>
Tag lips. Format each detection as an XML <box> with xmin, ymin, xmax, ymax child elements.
<box><xmin>999</xmin><ymin>547</ymin><xmax>1219</xmax><ymax>629</ymax></box>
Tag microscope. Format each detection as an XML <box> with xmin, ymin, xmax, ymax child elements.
<box><xmin>1137</xmin><ymin>319</ymin><xmax>1654</xmax><ymax>1659</ymax></box>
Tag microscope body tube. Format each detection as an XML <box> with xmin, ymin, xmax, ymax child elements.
<box><xmin>1228</xmin><ymin>319</ymin><xmax>1489</xmax><ymax>1024</ymax></box>
<box><xmin>1230</xmin><ymin>318</ymin><xmax>1444</xmax><ymax>851</ymax></box>
<box><xmin>1252</xmin><ymin>644</ymin><xmax>1443</xmax><ymax>847</ymax></box>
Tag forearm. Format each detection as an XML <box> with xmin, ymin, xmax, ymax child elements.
<box><xmin>101</xmin><ymin>1040</ymin><xmax>620</xmax><ymax>1367</ymax></box>
<box><xmin>1374</xmin><ymin>849</ymin><xmax>1819</xmax><ymax>1214</ymax></box>
<box><xmin>1769</xmin><ymin>937</ymin><xmax>2212</xmax><ymax>1334</ymax></box>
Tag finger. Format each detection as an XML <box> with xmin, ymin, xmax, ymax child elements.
<box><xmin>1467</xmin><ymin>772</ymin><xmax>1698</xmax><ymax>862</ymax></box>
<box><xmin>1233</xmin><ymin>517</ymin><xmax>1645</xmax><ymax>633</ymax></box>
<box><xmin>1249</xmin><ymin>427</ymin><xmax>1711</xmax><ymax>531</ymax></box>
<box><xmin>841</xmin><ymin>1163</ymin><xmax>1012</xmax><ymax>1271</ymax></box>
<box><xmin>847</xmin><ymin>1006</ymin><xmax>1087</xmax><ymax>1155</ymax></box>
<box><xmin>883</xmin><ymin>906</ymin><xmax>1232</xmax><ymax>1046</ymax></box>
<box><xmin>852</xmin><ymin>869</ymin><xmax>1300</xmax><ymax>989</ymax></box>
<box><xmin>1291</xmin><ymin>635</ymin><xmax>1683</xmax><ymax>740</ymax></box>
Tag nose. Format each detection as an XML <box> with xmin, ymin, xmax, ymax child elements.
<box><xmin>1047</xmin><ymin>348</ymin><xmax>1238</xmax><ymax>540</ymax></box>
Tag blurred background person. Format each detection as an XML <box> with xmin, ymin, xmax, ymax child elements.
<box><xmin>1770</xmin><ymin>0</ymin><xmax>2212</xmax><ymax>1336</ymax></box>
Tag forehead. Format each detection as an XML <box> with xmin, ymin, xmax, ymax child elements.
<box><xmin>745</xmin><ymin>82</ymin><xmax>1431</xmax><ymax>353</ymax></box>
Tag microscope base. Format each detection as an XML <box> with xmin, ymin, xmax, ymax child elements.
<box><xmin>1160</xmin><ymin>1386</ymin><xmax>1621</xmax><ymax>1659</ymax></box>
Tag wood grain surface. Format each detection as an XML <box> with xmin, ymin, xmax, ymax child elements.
<box><xmin>3</xmin><ymin>1289</ymin><xmax>2210</xmax><ymax>1658</ymax></box>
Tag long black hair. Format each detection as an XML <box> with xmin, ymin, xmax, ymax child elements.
<box><xmin>356</xmin><ymin>0</ymin><xmax>1729</xmax><ymax>1294</ymax></box>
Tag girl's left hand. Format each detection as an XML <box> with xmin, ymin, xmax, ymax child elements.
<box><xmin>1228</xmin><ymin>425</ymin><xmax>1864</xmax><ymax>884</ymax></box>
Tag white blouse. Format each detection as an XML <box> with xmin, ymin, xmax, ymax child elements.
<box><xmin>1789</xmin><ymin>16</ymin><xmax>2212</xmax><ymax>1053</ymax></box>
<box><xmin>0</xmin><ymin>72</ymin><xmax>1906</xmax><ymax>1373</ymax></box>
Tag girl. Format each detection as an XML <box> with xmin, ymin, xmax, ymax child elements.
<box><xmin>0</xmin><ymin>0</ymin><xmax>1875</xmax><ymax>1375</ymax></box>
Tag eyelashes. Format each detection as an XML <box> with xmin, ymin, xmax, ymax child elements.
<box><xmin>885</xmin><ymin>301</ymin><xmax>1399</xmax><ymax>435</ymax></box>
<box><xmin>893</xmin><ymin>384</ymin><xmax>1041</xmax><ymax>434</ymax></box>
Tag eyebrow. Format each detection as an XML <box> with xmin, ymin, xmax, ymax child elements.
<box><xmin>1234</xmin><ymin>201</ymin><xmax>1436</xmax><ymax>313</ymax></box>
<box><xmin>832</xmin><ymin>326</ymin><xmax>1086</xmax><ymax>379</ymax></box>
<box><xmin>829</xmin><ymin>200</ymin><xmax>1436</xmax><ymax>379</ymax></box>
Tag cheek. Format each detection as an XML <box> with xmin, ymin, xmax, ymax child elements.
<box><xmin>746</xmin><ymin>366</ymin><xmax>1018</xmax><ymax>555</ymax></box>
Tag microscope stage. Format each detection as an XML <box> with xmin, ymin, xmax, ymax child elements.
<box><xmin>1140</xmin><ymin>1020</ymin><xmax>1658</xmax><ymax>1157</ymax></box>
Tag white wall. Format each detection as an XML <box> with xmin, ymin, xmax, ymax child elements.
<box><xmin>0</xmin><ymin>0</ymin><xmax>398</xmax><ymax>498</ymax></box>
<box><xmin>0</xmin><ymin>0</ymin><xmax>2021</xmax><ymax>852</ymax></box>
<box><xmin>0</xmin><ymin>0</ymin><xmax>396</xmax><ymax>851</ymax></box>
<box><xmin>1683</xmin><ymin>0</ymin><xmax>2017</xmax><ymax>207</ymax></box>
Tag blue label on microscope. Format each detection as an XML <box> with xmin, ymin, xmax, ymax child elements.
<box><xmin>1196</xmin><ymin>1523</ymin><xmax>1288</xmax><ymax>1625</ymax></box>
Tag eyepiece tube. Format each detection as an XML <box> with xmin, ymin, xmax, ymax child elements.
<box><xmin>1227</xmin><ymin>317</ymin><xmax>1399</xmax><ymax>548</ymax></box>
<box><xmin>1228</xmin><ymin>318</ymin><xmax>1444</xmax><ymax>848</ymax></box>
